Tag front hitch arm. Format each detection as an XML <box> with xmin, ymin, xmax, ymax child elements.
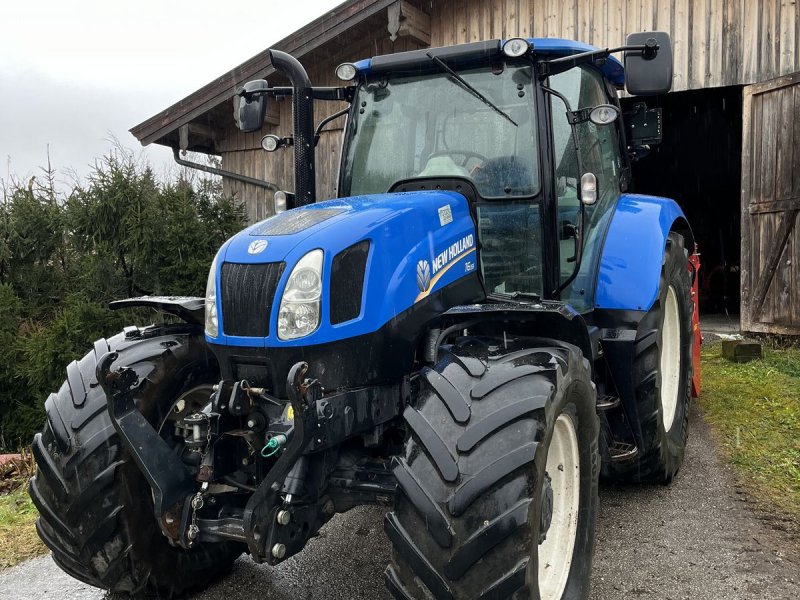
<box><xmin>242</xmin><ymin>361</ymin><xmax>321</xmax><ymax>562</ymax></box>
<box><xmin>96</xmin><ymin>352</ymin><xmax>198</xmax><ymax>548</ymax></box>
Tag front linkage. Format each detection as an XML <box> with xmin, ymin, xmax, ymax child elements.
<box><xmin>98</xmin><ymin>353</ymin><xmax>405</xmax><ymax>563</ymax></box>
<box><xmin>242</xmin><ymin>362</ymin><xmax>321</xmax><ymax>562</ymax></box>
<box><xmin>97</xmin><ymin>352</ymin><xmax>199</xmax><ymax>548</ymax></box>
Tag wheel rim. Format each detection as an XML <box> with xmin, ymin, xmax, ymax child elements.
<box><xmin>660</xmin><ymin>286</ymin><xmax>681</xmax><ymax>431</ymax></box>
<box><xmin>538</xmin><ymin>413</ymin><xmax>580</xmax><ymax>600</ymax></box>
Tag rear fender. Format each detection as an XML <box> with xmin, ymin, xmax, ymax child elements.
<box><xmin>595</xmin><ymin>194</ymin><xmax>694</xmax><ymax>312</ymax></box>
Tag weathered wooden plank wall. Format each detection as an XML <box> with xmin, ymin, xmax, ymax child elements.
<box><xmin>221</xmin><ymin>0</ymin><xmax>800</xmax><ymax>222</ymax></box>
<box><xmin>741</xmin><ymin>72</ymin><xmax>800</xmax><ymax>335</ymax></box>
<box><xmin>429</xmin><ymin>0</ymin><xmax>800</xmax><ymax>90</ymax></box>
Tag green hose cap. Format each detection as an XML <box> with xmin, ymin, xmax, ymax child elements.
<box><xmin>261</xmin><ymin>434</ymin><xmax>287</xmax><ymax>458</ymax></box>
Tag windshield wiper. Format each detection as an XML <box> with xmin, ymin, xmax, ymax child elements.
<box><xmin>491</xmin><ymin>291</ymin><xmax>542</xmax><ymax>302</ymax></box>
<box><xmin>426</xmin><ymin>52</ymin><xmax>518</xmax><ymax>127</ymax></box>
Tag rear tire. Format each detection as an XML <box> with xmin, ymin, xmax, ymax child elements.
<box><xmin>609</xmin><ymin>232</ymin><xmax>694</xmax><ymax>483</ymax></box>
<box><xmin>385</xmin><ymin>337</ymin><xmax>599</xmax><ymax>599</ymax></box>
<box><xmin>29</xmin><ymin>327</ymin><xmax>241</xmax><ymax>596</ymax></box>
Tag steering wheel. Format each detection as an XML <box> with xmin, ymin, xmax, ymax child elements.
<box><xmin>428</xmin><ymin>150</ymin><xmax>490</xmax><ymax>169</ymax></box>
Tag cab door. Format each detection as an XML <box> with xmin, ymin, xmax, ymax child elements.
<box><xmin>547</xmin><ymin>66</ymin><xmax>624</xmax><ymax>311</ymax></box>
<box><xmin>741</xmin><ymin>73</ymin><xmax>800</xmax><ymax>334</ymax></box>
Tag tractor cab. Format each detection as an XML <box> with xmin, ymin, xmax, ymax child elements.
<box><xmin>238</xmin><ymin>35</ymin><xmax>673</xmax><ymax>315</ymax></box>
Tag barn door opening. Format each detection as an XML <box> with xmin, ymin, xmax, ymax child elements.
<box><xmin>621</xmin><ymin>86</ymin><xmax>743</xmax><ymax>328</ymax></box>
<box><xmin>741</xmin><ymin>73</ymin><xmax>800</xmax><ymax>335</ymax></box>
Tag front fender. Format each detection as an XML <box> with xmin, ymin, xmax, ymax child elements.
<box><xmin>595</xmin><ymin>194</ymin><xmax>692</xmax><ymax>312</ymax></box>
<box><xmin>109</xmin><ymin>296</ymin><xmax>205</xmax><ymax>325</ymax></box>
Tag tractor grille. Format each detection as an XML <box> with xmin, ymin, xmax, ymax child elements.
<box><xmin>330</xmin><ymin>241</ymin><xmax>370</xmax><ymax>324</ymax></box>
<box><xmin>220</xmin><ymin>262</ymin><xmax>284</xmax><ymax>337</ymax></box>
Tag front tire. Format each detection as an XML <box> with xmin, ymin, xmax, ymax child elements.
<box><xmin>29</xmin><ymin>327</ymin><xmax>241</xmax><ymax>596</ymax></box>
<box><xmin>610</xmin><ymin>232</ymin><xmax>694</xmax><ymax>483</ymax></box>
<box><xmin>385</xmin><ymin>337</ymin><xmax>599</xmax><ymax>599</ymax></box>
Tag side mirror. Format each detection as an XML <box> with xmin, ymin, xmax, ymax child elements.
<box><xmin>624</xmin><ymin>32</ymin><xmax>673</xmax><ymax>96</ymax></box>
<box><xmin>235</xmin><ymin>80</ymin><xmax>269</xmax><ymax>132</ymax></box>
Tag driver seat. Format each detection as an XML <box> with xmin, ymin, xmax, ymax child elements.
<box><xmin>417</xmin><ymin>155</ymin><xmax>470</xmax><ymax>178</ymax></box>
<box><xmin>473</xmin><ymin>156</ymin><xmax>534</xmax><ymax>197</ymax></box>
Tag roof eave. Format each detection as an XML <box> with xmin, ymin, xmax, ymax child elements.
<box><xmin>130</xmin><ymin>0</ymin><xmax>396</xmax><ymax>148</ymax></box>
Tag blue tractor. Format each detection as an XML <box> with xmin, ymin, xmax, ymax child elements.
<box><xmin>32</xmin><ymin>33</ymin><xmax>700</xmax><ymax>599</ymax></box>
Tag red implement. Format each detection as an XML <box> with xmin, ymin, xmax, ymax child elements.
<box><xmin>689</xmin><ymin>249</ymin><xmax>702</xmax><ymax>397</ymax></box>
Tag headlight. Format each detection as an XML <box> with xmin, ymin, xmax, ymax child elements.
<box><xmin>278</xmin><ymin>249</ymin><xmax>323</xmax><ymax>340</ymax></box>
<box><xmin>205</xmin><ymin>254</ymin><xmax>219</xmax><ymax>337</ymax></box>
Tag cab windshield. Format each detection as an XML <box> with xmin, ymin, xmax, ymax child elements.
<box><xmin>343</xmin><ymin>62</ymin><xmax>539</xmax><ymax>198</ymax></box>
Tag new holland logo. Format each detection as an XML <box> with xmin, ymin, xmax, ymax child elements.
<box><xmin>416</xmin><ymin>259</ymin><xmax>431</xmax><ymax>293</ymax></box>
<box><xmin>247</xmin><ymin>239</ymin><xmax>268</xmax><ymax>255</ymax></box>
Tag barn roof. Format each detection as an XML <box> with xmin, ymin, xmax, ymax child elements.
<box><xmin>129</xmin><ymin>0</ymin><xmax>400</xmax><ymax>153</ymax></box>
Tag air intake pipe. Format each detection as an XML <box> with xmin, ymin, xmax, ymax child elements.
<box><xmin>268</xmin><ymin>50</ymin><xmax>316</xmax><ymax>206</ymax></box>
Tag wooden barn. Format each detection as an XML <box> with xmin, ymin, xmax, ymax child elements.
<box><xmin>131</xmin><ymin>0</ymin><xmax>800</xmax><ymax>335</ymax></box>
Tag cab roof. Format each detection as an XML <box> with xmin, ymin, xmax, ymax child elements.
<box><xmin>353</xmin><ymin>38</ymin><xmax>625</xmax><ymax>87</ymax></box>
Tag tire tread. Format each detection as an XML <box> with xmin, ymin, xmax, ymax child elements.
<box><xmin>387</xmin><ymin>341</ymin><xmax>598</xmax><ymax>599</ymax></box>
<box><xmin>30</xmin><ymin>330</ymin><xmax>239</xmax><ymax>596</ymax></box>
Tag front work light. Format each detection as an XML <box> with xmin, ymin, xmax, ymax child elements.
<box><xmin>335</xmin><ymin>63</ymin><xmax>358</xmax><ymax>81</ymax></box>
<box><xmin>589</xmin><ymin>104</ymin><xmax>620</xmax><ymax>126</ymax></box>
<box><xmin>278</xmin><ymin>249</ymin><xmax>323</xmax><ymax>340</ymax></box>
<box><xmin>502</xmin><ymin>38</ymin><xmax>530</xmax><ymax>58</ymax></box>
<box><xmin>261</xmin><ymin>134</ymin><xmax>281</xmax><ymax>152</ymax></box>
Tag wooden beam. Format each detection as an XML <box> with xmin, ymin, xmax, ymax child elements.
<box><xmin>187</xmin><ymin>122</ymin><xmax>217</xmax><ymax>140</ymax></box>
<box><xmin>748</xmin><ymin>196</ymin><xmax>800</xmax><ymax>214</ymax></box>
<box><xmin>740</xmin><ymin>320</ymin><xmax>800</xmax><ymax>335</ymax></box>
<box><xmin>746</xmin><ymin>71</ymin><xmax>800</xmax><ymax>97</ymax></box>
<box><xmin>387</xmin><ymin>1</ymin><xmax>431</xmax><ymax>45</ymax></box>
<box><xmin>741</xmin><ymin>84</ymin><xmax>753</xmax><ymax>331</ymax></box>
<box><xmin>749</xmin><ymin>208</ymin><xmax>799</xmax><ymax>323</ymax></box>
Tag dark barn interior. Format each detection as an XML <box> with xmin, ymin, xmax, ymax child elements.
<box><xmin>622</xmin><ymin>86</ymin><xmax>743</xmax><ymax>318</ymax></box>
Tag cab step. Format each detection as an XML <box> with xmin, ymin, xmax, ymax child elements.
<box><xmin>609</xmin><ymin>441</ymin><xmax>638</xmax><ymax>462</ymax></box>
<box><xmin>596</xmin><ymin>394</ymin><xmax>621</xmax><ymax>411</ymax></box>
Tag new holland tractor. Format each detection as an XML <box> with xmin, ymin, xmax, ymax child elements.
<box><xmin>30</xmin><ymin>33</ymin><xmax>700</xmax><ymax>599</ymax></box>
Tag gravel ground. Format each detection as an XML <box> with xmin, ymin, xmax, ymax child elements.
<box><xmin>1</xmin><ymin>402</ymin><xmax>797</xmax><ymax>599</ymax></box>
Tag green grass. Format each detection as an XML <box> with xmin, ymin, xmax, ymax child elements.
<box><xmin>0</xmin><ymin>483</ymin><xmax>47</xmax><ymax>570</ymax></box>
<box><xmin>699</xmin><ymin>341</ymin><xmax>800</xmax><ymax>520</ymax></box>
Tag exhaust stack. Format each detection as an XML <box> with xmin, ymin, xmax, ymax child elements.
<box><xmin>269</xmin><ymin>50</ymin><xmax>316</xmax><ymax>206</ymax></box>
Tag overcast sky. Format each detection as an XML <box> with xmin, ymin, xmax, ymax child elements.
<box><xmin>0</xmin><ymin>0</ymin><xmax>343</xmax><ymax>187</ymax></box>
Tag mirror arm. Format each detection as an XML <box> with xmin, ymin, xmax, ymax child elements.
<box><xmin>237</xmin><ymin>89</ymin><xmax>269</xmax><ymax>101</ymax></box>
<box><xmin>539</xmin><ymin>43</ymin><xmax>656</xmax><ymax>80</ymax></box>
<box><xmin>259</xmin><ymin>87</ymin><xmax>354</xmax><ymax>101</ymax></box>
<box><xmin>314</xmin><ymin>106</ymin><xmax>351</xmax><ymax>139</ymax></box>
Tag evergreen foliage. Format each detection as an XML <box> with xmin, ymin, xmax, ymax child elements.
<box><xmin>0</xmin><ymin>149</ymin><xmax>247</xmax><ymax>449</ymax></box>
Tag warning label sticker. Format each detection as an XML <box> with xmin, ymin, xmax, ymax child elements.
<box><xmin>438</xmin><ymin>205</ymin><xmax>453</xmax><ymax>226</ymax></box>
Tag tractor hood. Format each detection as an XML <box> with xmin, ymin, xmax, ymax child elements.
<box><xmin>209</xmin><ymin>191</ymin><xmax>482</xmax><ymax>347</ymax></box>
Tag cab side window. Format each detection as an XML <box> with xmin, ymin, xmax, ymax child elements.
<box><xmin>549</xmin><ymin>66</ymin><xmax>623</xmax><ymax>311</ymax></box>
<box><xmin>550</xmin><ymin>67</ymin><xmax>622</xmax><ymax>214</ymax></box>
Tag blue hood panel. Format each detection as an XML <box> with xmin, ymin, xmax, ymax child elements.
<box><xmin>209</xmin><ymin>191</ymin><xmax>479</xmax><ymax>348</ymax></box>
